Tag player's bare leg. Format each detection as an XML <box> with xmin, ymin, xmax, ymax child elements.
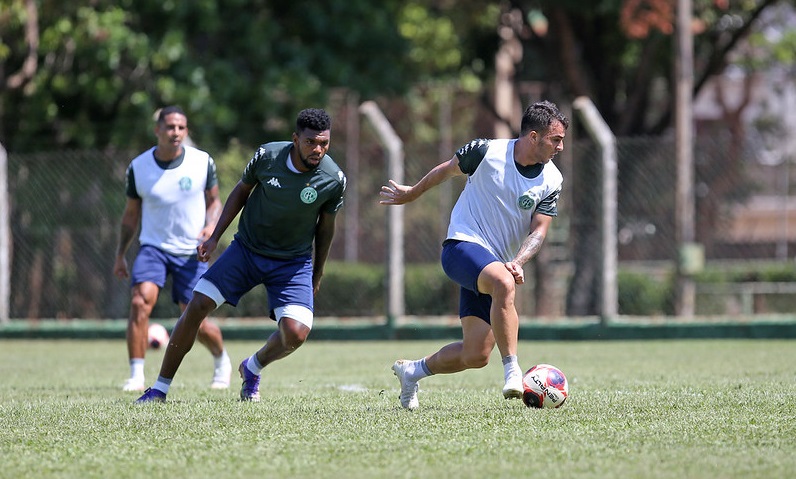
<box><xmin>123</xmin><ymin>281</ymin><xmax>158</xmax><ymax>391</ymax></box>
<box><xmin>156</xmin><ymin>292</ymin><xmax>217</xmax><ymax>380</ymax></box>
<box><xmin>476</xmin><ymin>262</ymin><xmax>519</xmax><ymax>358</ymax></box>
<box><xmin>238</xmin><ymin>317</ymin><xmax>310</xmax><ymax>401</ymax></box>
<box><xmin>254</xmin><ymin>317</ymin><xmax>310</xmax><ymax>367</ymax></box>
<box><xmin>425</xmin><ymin>317</ymin><xmax>495</xmax><ymax>374</ymax></box>
<box><xmin>476</xmin><ymin>262</ymin><xmax>523</xmax><ymax>398</ymax></box>
<box><xmin>392</xmin><ymin>318</ymin><xmax>494</xmax><ymax>410</ymax></box>
<box><xmin>135</xmin><ymin>292</ymin><xmax>218</xmax><ymax>403</ymax></box>
<box><xmin>196</xmin><ymin>318</ymin><xmax>223</xmax><ymax>356</ymax></box>
<box><xmin>192</xmin><ymin>311</ymin><xmax>231</xmax><ymax>389</ymax></box>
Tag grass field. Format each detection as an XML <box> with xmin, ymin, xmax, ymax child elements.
<box><xmin>1</xmin><ymin>338</ymin><xmax>795</xmax><ymax>479</ymax></box>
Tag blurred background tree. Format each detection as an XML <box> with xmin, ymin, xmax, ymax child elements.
<box><xmin>2</xmin><ymin>0</ymin><xmax>787</xmax><ymax>151</ymax></box>
<box><xmin>0</xmin><ymin>0</ymin><xmax>416</xmax><ymax>152</ymax></box>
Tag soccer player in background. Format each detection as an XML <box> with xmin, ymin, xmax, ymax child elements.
<box><xmin>136</xmin><ymin>108</ymin><xmax>346</xmax><ymax>403</ymax></box>
<box><xmin>114</xmin><ymin>106</ymin><xmax>232</xmax><ymax>392</ymax></box>
<box><xmin>380</xmin><ymin>100</ymin><xmax>569</xmax><ymax>409</ymax></box>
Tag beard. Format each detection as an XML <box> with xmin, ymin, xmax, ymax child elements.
<box><xmin>298</xmin><ymin>150</ymin><xmax>321</xmax><ymax>171</ymax></box>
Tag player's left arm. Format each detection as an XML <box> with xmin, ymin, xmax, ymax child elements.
<box><xmin>505</xmin><ymin>213</ymin><xmax>554</xmax><ymax>285</ymax></box>
<box><xmin>312</xmin><ymin>211</ymin><xmax>338</xmax><ymax>294</ymax></box>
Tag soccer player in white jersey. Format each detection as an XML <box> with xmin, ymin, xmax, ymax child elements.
<box><xmin>380</xmin><ymin>100</ymin><xmax>569</xmax><ymax>409</ymax></box>
<box><xmin>114</xmin><ymin>106</ymin><xmax>231</xmax><ymax>392</ymax></box>
<box><xmin>136</xmin><ymin>108</ymin><xmax>346</xmax><ymax>403</ymax></box>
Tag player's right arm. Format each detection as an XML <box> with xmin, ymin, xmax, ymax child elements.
<box><xmin>114</xmin><ymin>197</ymin><xmax>142</xmax><ymax>278</ymax></box>
<box><xmin>379</xmin><ymin>154</ymin><xmax>463</xmax><ymax>205</ymax></box>
<box><xmin>197</xmin><ymin>180</ymin><xmax>254</xmax><ymax>262</ymax></box>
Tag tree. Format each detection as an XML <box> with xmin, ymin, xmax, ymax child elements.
<box><xmin>493</xmin><ymin>0</ymin><xmax>783</xmax><ymax>136</ymax></box>
<box><xmin>0</xmin><ymin>0</ymin><xmax>413</xmax><ymax>152</ymax></box>
<box><xmin>487</xmin><ymin>0</ymin><xmax>785</xmax><ymax>315</ymax></box>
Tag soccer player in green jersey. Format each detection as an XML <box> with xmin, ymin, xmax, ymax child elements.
<box><xmin>137</xmin><ymin>108</ymin><xmax>346</xmax><ymax>403</ymax></box>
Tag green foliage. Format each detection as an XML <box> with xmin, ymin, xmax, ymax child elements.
<box><xmin>1</xmin><ymin>0</ymin><xmax>413</xmax><ymax>152</ymax></box>
<box><xmin>617</xmin><ymin>261</ymin><xmax>796</xmax><ymax>316</ymax></box>
<box><xmin>3</xmin><ymin>0</ymin><xmax>787</xmax><ymax>153</ymax></box>
<box><xmin>154</xmin><ymin>260</ymin><xmax>796</xmax><ymax>319</ymax></box>
<box><xmin>399</xmin><ymin>3</ymin><xmax>462</xmax><ymax>75</ymax></box>
<box><xmin>2</xmin><ymin>339</ymin><xmax>795</xmax><ymax>478</ymax></box>
<box><xmin>744</xmin><ymin>3</ymin><xmax>796</xmax><ymax>70</ymax></box>
<box><xmin>314</xmin><ymin>261</ymin><xmax>386</xmax><ymax>317</ymax></box>
<box><xmin>208</xmin><ymin>261</ymin><xmax>455</xmax><ymax>319</ymax></box>
<box><xmin>617</xmin><ymin>270</ymin><xmax>672</xmax><ymax>315</ymax></box>
<box><xmin>695</xmin><ymin>262</ymin><xmax>796</xmax><ymax>283</ymax></box>
<box><xmin>519</xmin><ymin>0</ymin><xmax>789</xmax><ymax>135</ymax></box>
<box><xmin>404</xmin><ymin>262</ymin><xmax>457</xmax><ymax>314</ymax></box>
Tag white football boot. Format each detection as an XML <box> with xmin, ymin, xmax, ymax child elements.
<box><xmin>392</xmin><ymin>360</ymin><xmax>419</xmax><ymax>410</ymax></box>
<box><xmin>502</xmin><ymin>372</ymin><xmax>523</xmax><ymax>400</ymax></box>
<box><xmin>122</xmin><ymin>377</ymin><xmax>145</xmax><ymax>392</ymax></box>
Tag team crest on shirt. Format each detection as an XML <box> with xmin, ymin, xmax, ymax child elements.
<box><xmin>517</xmin><ymin>192</ymin><xmax>537</xmax><ymax>210</ymax></box>
<box><xmin>179</xmin><ymin>177</ymin><xmax>192</xmax><ymax>191</ymax></box>
<box><xmin>300</xmin><ymin>186</ymin><xmax>318</xmax><ymax>204</ymax></box>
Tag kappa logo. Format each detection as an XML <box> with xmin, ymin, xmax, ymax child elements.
<box><xmin>266</xmin><ymin>177</ymin><xmax>282</xmax><ymax>188</ymax></box>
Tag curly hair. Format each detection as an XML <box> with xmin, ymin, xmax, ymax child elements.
<box><xmin>296</xmin><ymin>108</ymin><xmax>331</xmax><ymax>133</ymax></box>
<box><xmin>520</xmin><ymin>101</ymin><xmax>569</xmax><ymax>136</ymax></box>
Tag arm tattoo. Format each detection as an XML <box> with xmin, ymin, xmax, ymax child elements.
<box><xmin>513</xmin><ymin>231</ymin><xmax>545</xmax><ymax>266</ymax></box>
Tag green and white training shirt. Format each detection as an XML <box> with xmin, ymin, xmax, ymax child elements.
<box><xmin>449</xmin><ymin>138</ymin><xmax>562</xmax><ymax>263</ymax></box>
<box><xmin>126</xmin><ymin>145</ymin><xmax>219</xmax><ymax>256</ymax></box>
<box><xmin>235</xmin><ymin>141</ymin><xmax>346</xmax><ymax>259</ymax></box>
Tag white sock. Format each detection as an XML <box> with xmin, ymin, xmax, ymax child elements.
<box><xmin>246</xmin><ymin>355</ymin><xmax>264</xmax><ymax>375</ymax></box>
<box><xmin>405</xmin><ymin>358</ymin><xmax>432</xmax><ymax>383</ymax></box>
<box><xmin>130</xmin><ymin>358</ymin><xmax>145</xmax><ymax>381</ymax></box>
<box><xmin>153</xmin><ymin>376</ymin><xmax>172</xmax><ymax>394</ymax></box>
<box><xmin>214</xmin><ymin>349</ymin><xmax>230</xmax><ymax>368</ymax></box>
<box><xmin>502</xmin><ymin>355</ymin><xmax>521</xmax><ymax>381</ymax></box>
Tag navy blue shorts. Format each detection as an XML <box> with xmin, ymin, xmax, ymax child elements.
<box><xmin>441</xmin><ymin>239</ymin><xmax>500</xmax><ymax>324</ymax></box>
<box><xmin>200</xmin><ymin>239</ymin><xmax>313</xmax><ymax>312</ymax></box>
<box><xmin>130</xmin><ymin>245</ymin><xmax>207</xmax><ymax>305</ymax></box>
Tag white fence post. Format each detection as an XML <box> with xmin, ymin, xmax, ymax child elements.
<box><xmin>573</xmin><ymin>97</ymin><xmax>618</xmax><ymax>323</ymax></box>
<box><xmin>359</xmin><ymin>101</ymin><xmax>405</xmax><ymax>329</ymax></box>
<box><xmin>0</xmin><ymin>142</ymin><xmax>9</xmax><ymax>323</ymax></box>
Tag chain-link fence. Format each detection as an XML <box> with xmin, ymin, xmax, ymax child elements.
<box><xmin>8</xmin><ymin>96</ymin><xmax>795</xmax><ymax>320</ymax></box>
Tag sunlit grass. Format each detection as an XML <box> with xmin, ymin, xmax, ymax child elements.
<box><xmin>1</xmin><ymin>339</ymin><xmax>794</xmax><ymax>478</ymax></box>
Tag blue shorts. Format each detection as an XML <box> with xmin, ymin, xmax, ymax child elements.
<box><xmin>200</xmin><ymin>240</ymin><xmax>313</xmax><ymax>316</ymax></box>
<box><xmin>130</xmin><ymin>245</ymin><xmax>207</xmax><ymax>305</ymax></box>
<box><xmin>441</xmin><ymin>239</ymin><xmax>499</xmax><ymax>324</ymax></box>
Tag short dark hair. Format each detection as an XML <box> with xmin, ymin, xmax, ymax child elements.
<box><xmin>520</xmin><ymin>101</ymin><xmax>569</xmax><ymax>136</ymax></box>
<box><xmin>296</xmin><ymin>108</ymin><xmax>331</xmax><ymax>133</ymax></box>
<box><xmin>157</xmin><ymin>105</ymin><xmax>186</xmax><ymax>124</ymax></box>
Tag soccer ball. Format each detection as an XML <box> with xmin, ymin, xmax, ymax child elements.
<box><xmin>147</xmin><ymin>323</ymin><xmax>170</xmax><ymax>349</ymax></box>
<box><xmin>522</xmin><ymin>363</ymin><xmax>569</xmax><ymax>409</ymax></box>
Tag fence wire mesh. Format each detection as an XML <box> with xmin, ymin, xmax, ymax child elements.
<box><xmin>7</xmin><ymin>102</ymin><xmax>794</xmax><ymax>320</ymax></box>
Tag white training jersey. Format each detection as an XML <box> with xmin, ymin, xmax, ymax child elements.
<box><xmin>447</xmin><ymin>138</ymin><xmax>563</xmax><ymax>263</ymax></box>
<box><xmin>126</xmin><ymin>145</ymin><xmax>217</xmax><ymax>256</ymax></box>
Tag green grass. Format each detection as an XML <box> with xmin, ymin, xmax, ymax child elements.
<box><xmin>1</xmin><ymin>339</ymin><xmax>795</xmax><ymax>479</ymax></box>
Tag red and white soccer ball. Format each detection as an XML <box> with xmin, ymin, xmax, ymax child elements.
<box><xmin>522</xmin><ymin>363</ymin><xmax>569</xmax><ymax>409</ymax></box>
<box><xmin>147</xmin><ymin>323</ymin><xmax>170</xmax><ymax>349</ymax></box>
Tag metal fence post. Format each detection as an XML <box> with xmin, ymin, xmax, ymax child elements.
<box><xmin>359</xmin><ymin>101</ymin><xmax>405</xmax><ymax>334</ymax></box>
<box><xmin>573</xmin><ymin>97</ymin><xmax>618</xmax><ymax>323</ymax></box>
<box><xmin>0</xmin><ymin>142</ymin><xmax>8</xmax><ymax>323</ymax></box>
